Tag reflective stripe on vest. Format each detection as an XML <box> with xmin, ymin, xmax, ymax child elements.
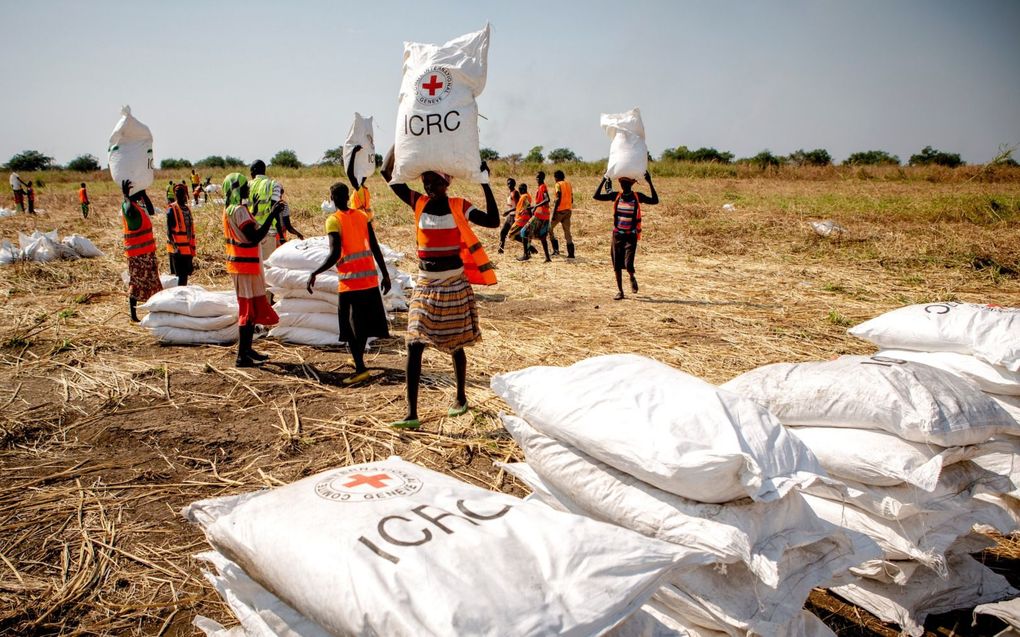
<box><xmin>223</xmin><ymin>205</ymin><xmax>261</xmax><ymax>275</ymax></box>
<box><xmin>413</xmin><ymin>196</ymin><xmax>497</xmax><ymax>286</ymax></box>
<box><xmin>167</xmin><ymin>203</ymin><xmax>195</xmax><ymax>256</ymax></box>
<box><xmin>333</xmin><ymin>210</ymin><xmax>379</xmax><ymax>293</ymax></box>
<box><xmin>122</xmin><ymin>200</ymin><xmax>156</xmax><ymax>257</ymax></box>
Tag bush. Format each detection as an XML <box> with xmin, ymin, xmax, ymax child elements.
<box><xmin>844</xmin><ymin>150</ymin><xmax>900</xmax><ymax>166</ymax></box>
<box><xmin>321</xmin><ymin>146</ymin><xmax>344</xmax><ymax>166</ymax></box>
<box><xmin>524</xmin><ymin>146</ymin><xmax>544</xmax><ymax>163</ymax></box>
<box><xmin>66</xmin><ymin>154</ymin><xmax>101</xmax><ymax>172</ymax></box>
<box><xmin>909</xmin><ymin>146</ymin><xmax>963</xmax><ymax>168</ymax></box>
<box><xmin>224</xmin><ymin>156</ymin><xmax>246</xmax><ymax>167</ymax></box>
<box><xmin>748</xmin><ymin>150</ymin><xmax>783</xmax><ymax>169</ymax></box>
<box><xmin>787</xmin><ymin>148</ymin><xmax>831</xmax><ymax>167</ymax></box>
<box><xmin>195</xmin><ymin>156</ymin><xmax>226</xmax><ymax>169</ymax></box>
<box><xmin>160</xmin><ymin>157</ymin><xmax>193</xmax><ymax>169</ymax></box>
<box><xmin>548</xmin><ymin>147</ymin><xmax>581</xmax><ymax>163</ymax></box>
<box><xmin>480</xmin><ymin>147</ymin><xmax>500</xmax><ymax>161</ymax></box>
<box><xmin>5</xmin><ymin>150</ymin><xmax>55</xmax><ymax>172</ymax></box>
<box><xmin>660</xmin><ymin>146</ymin><xmax>734</xmax><ymax>164</ymax></box>
<box><xmin>270</xmin><ymin>149</ymin><xmax>302</xmax><ymax>169</ymax></box>
<box><xmin>505</xmin><ymin>153</ymin><xmax>523</xmax><ymax>164</ymax></box>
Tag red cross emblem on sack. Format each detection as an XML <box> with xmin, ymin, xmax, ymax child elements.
<box><xmin>343</xmin><ymin>473</ymin><xmax>392</xmax><ymax>489</ymax></box>
<box><xmin>421</xmin><ymin>75</ymin><xmax>444</xmax><ymax>96</ymax></box>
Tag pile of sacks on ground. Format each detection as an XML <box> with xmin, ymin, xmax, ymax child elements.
<box><xmin>264</xmin><ymin>236</ymin><xmax>413</xmax><ymax>346</ymax></box>
<box><xmin>137</xmin><ymin>285</ymin><xmax>239</xmax><ymax>345</ymax></box>
<box><xmin>1</xmin><ymin>230</ymin><xmax>104</xmax><ymax>265</ymax></box>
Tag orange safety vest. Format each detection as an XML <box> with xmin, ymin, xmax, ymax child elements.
<box><xmin>556</xmin><ymin>181</ymin><xmax>573</xmax><ymax>211</ymax></box>
<box><xmin>332</xmin><ymin>209</ymin><xmax>379</xmax><ymax>293</ymax></box>
<box><xmin>78</xmin><ymin>187</ymin><xmax>88</xmax><ymax>204</ymax></box>
<box><xmin>514</xmin><ymin>193</ymin><xmax>533</xmax><ymax>224</ymax></box>
<box><xmin>167</xmin><ymin>203</ymin><xmax>195</xmax><ymax>256</ymax></box>
<box><xmin>122</xmin><ymin>200</ymin><xmax>156</xmax><ymax>257</ymax></box>
<box><xmin>223</xmin><ymin>205</ymin><xmax>261</xmax><ymax>275</ymax></box>
<box><xmin>351</xmin><ymin>186</ymin><xmax>372</xmax><ymax>215</ymax></box>
<box><xmin>414</xmin><ymin>196</ymin><xmax>496</xmax><ymax>286</ymax></box>
<box><xmin>535</xmin><ymin>183</ymin><xmax>551</xmax><ymax>220</ymax></box>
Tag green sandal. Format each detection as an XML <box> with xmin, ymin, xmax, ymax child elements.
<box><xmin>447</xmin><ymin>402</ymin><xmax>469</xmax><ymax>417</ymax></box>
<box><xmin>390</xmin><ymin>418</ymin><xmax>421</xmax><ymax>430</ymax></box>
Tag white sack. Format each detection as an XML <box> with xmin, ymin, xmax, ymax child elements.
<box><xmin>876</xmin><ymin>349</ymin><xmax>1020</xmax><ymax>396</ymax></box>
<box><xmin>0</xmin><ymin>240</ymin><xmax>21</xmax><ymax>265</ymax></box>
<box><xmin>270</xmin><ymin>287</ymin><xmax>338</xmax><ymax>306</ymax></box>
<box><xmin>264</xmin><ymin>236</ymin><xmax>332</xmax><ymax>272</ymax></box>
<box><xmin>320</xmin><ymin>199</ymin><xmax>336</xmax><ymax>213</ymax></box>
<box><xmin>994</xmin><ymin>395</ymin><xmax>1020</xmax><ymax>424</ymax></box>
<box><xmin>343</xmin><ymin>112</ymin><xmax>376</xmax><ymax>185</ymax></box>
<box><xmin>160</xmin><ymin>274</ymin><xmax>179</xmax><ymax>289</ymax></box>
<box><xmin>788</xmin><ymin>426</ymin><xmax>974</xmax><ymax>491</ymax></box>
<box><xmin>276</xmin><ymin>311</ymin><xmax>338</xmax><ymax>334</ymax></box>
<box><xmin>272</xmin><ymin>297</ymin><xmax>337</xmax><ymax>316</ymax></box>
<box><xmin>492</xmin><ymin>354</ymin><xmax>824</xmax><ymax>504</ymax></box>
<box><xmin>265</xmin><ymin>266</ymin><xmax>338</xmax><ymax>293</ymax></box>
<box><xmin>652</xmin><ymin>536</ymin><xmax>876</xmax><ymax>637</ymax></box>
<box><xmin>19</xmin><ymin>230</ymin><xmax>77</xmax><ymax>262</ymax></box>
<box><xmin>150</xmin><ymin>325</ymin><xmax>237</xmax><ymax>345</ymax></box>
<box><xmin>803</xmin><ymin>461</ymin><xmax>1012</xmax><ymax>521</ymax></box>
<box><xmin>722</xmin><ymin>356</ymin><xmax>1018</xmax><ymax>446</ymax></box>
<box><xmin>974</xmin><ymin>598</ymin><xmax>1020</xmax><ymax>636</ymax></box>
<box><xmin>18</xmin><ymin>229</ymin><xmax>58</xmax><ymax>250</ymax></box>
<box><xmin>0</xmin><ymin>207</ymin><xmax>16</xmax><ymax>218</ymax></box>
<box><xmin>141</xmin><ymin>311</ymin><xmax>237</xmax><ymax>332</ymax></box>
<box><xmin>108</xmin><ymin>105</ymin><xmax>154</xmax><ymax>195</ymax></box>
<box><xmin>803</xmin><ymin>494</ymin><xmax>1017</xmax><ymax>576</ymax></box>
<box><xmin>500</xmin><ymin>415</ymin><xmax>843</xmax><ymax>589</ymax></box>
<box><xmin>849</xmin><ymin>302</ymin><xmax>1020</xmax><ymax>372</ymax></box>
<box><xmin>831</xmin><ymin>553</ymin><xmax>1017</xmax><ymax>637</ymax></box>
<box><xmin>139</xmin><ymin>286</ymin><xmax>238</xmax><ymax>318</ymax></box>
<box><xmin>972</xmin><ymin>438</ymin><xmax>1020</xmax><ymax>499</ymax></box>
<box><xmin>608</xmin><ymin>601</ymin><xmax>714</xmax><ymax>637</ymax></box>
<box><xmin>183</xmin><ymin>457</ymin><xmax>687</xmax><ymax>637</ymax></box>
<box><xmin>390</xmin><ymin>25</ymin><xmax>489</xmax><ymax>184</ymax></box>
<box><xmin>204</xmin><ymin>184</ymin><xmax>222</xmax><ymax>194</ymax></box>
<box><xmin>268</xmin><ymin>326</ymin><xmax>340</xmax><ymax>346</ymax></box>
<box><xmin>61</xmin><ymin>234</ymin><xmax>105</xmax><ymax>258</ymax></box>
<box><xmin>602</xmin><ymin>108</ymin><xmax>649</xmax><ymax>180</ymax></box>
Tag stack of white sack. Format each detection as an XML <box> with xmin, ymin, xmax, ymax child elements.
<box><xmin>264</xmin><ymin>236</ymin><xmax>412</xmax><ymax>346</ymax></box>
<box><xmin>492</xmin><ymin>354</ymin><xmax>882</xmax><ymax>637</ymax></box>
<box><xmin>138</xmin><ymin>286</ymin><xmax>239</xmax><ymax>345</ymax></box>
<box><xmin>601</xmin><ymin>108</ymin><xmax>649</xmax><ymax>180</ymax></box>
<box><xmin>722</xmin><ymin>353</ymin><xmax>1020</xmax><ymax>637</ymax></box>
<box><xmin>184</xmin><ymin>456</ymin><xmax>696</xmax><ymax>637</ymax></box>
<box><xmin>2</xmin><ymin>230</ymin><xmax>105</xmax><ymax>265</ymax></box>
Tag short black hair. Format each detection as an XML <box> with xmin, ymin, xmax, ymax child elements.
<box><xmin>554</xmin><ymin>170</ymin><xmax>564</xmax><ymax>180</ymax></box>
<box><xmin>80</xmin><ymin>182</ymin><xmax>86</xmax><ymax>188</ymax></box>
<box><xmin>507</xmin><ymin>177</ymin><xmax>516</xmax><ymax>188</ymax></box>
<box><xmin>518</xmin><ymin>183</ymin><xmax>528</xmax><ymax>193</ymax></box>
<box><xmin>250</xmin><ymin>160</ymin><xmax>267</xmax><ymax>176</ymax></box>
<box><xmin>330</xmin><ymin>182</ymin><xmax>349</xmax><ymax>206</ymax></box>
<box><xmin>536</xmin><ymin>171</ymin><xmax>545</xmax><ymax>180</ymax></box>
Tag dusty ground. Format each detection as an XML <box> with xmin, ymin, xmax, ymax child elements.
<box><xmin>1</xmin><ymin>167</ymin><xmax>1018</xmax><ymax>635</ymax></box>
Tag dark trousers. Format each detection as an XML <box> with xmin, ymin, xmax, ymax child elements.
<box><xmin>611</xmin><ymin>232</ymin><xmax>638</xmax><ymax>273</ymax></box>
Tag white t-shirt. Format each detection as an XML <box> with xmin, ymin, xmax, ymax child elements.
<box><xmin>9</xmin><ymin>173</ymin><xmax>21</xmax><ymax>191</ymax></box>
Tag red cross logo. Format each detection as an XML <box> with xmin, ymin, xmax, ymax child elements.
<box><xmin>343</xmin><ymin>473</ymin><xmax>392</xmax><ymax>489</ymax></box>
<box><xmin>421</xmin><ymin>75</ymin><xmax>444</xmax><ymax>96</ymax></box>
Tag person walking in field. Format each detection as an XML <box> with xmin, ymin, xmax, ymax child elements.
<box><xmin>550</xmin><ymin>170</ymin><xmax>574</xmax><ymax>258</ymax></box>
<box><xmin>166</xmin><ymin>180</ymin><xmax>175</xmax><ymax>204</ymax></box>
<box><xmin>166</xmin><ymin>183</ymin><xmax>196</xmax><ymax>286</ymax></box>
<box><xmin>190</xmin><ymin>169</ymin><xmax>202</xmax><ymax>205</ymax></box>
<box><xmin>305</xmin><ymin>182</ymin><xmax>392</xmax><ymax>385</ymax></box>
<box><xmin>119</xmin><ymin>179</ymin><xmax>162</xmax><ymax>322</ymax></box>
<box><xmin>25</xmin><ymin>181</ymin><xmax>36</xmax><ymax>214</ymax></box>
<box><xmin>593</xmin><ymin>171</ymin><xmax>659</xmax><ymax>300</ymax></box>
<box><xmin>221</xmin><ymin>172</ymin><xmax>281</xmax><ymax>367</ymax></box>
<box><xmin>78</xmin><ymin>182</ymin><xmax>90</xmax><ymax>219</ymax></box>
<box><xmin>497</xmin><ymin>177</ymin><xmax>519</xmax><ymax>254</ymax></box>
<box><xmin>381</xmin><ymin>149</ymin><xmax>499</xmax><ymax>430</ymax></box>
<box><xmin>526</xmin><ymin>171</ymin><xmax>553</xmax><ymax>262</ymax></box>
<box><xmin>9</xmin><ymin>172</ymin><xmax>26</xmax><ymax>213</ymax></box>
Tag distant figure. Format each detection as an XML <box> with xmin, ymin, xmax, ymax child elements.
<box><xmin>25</xmin><ymin>181</ymin><xmax>36</xmax><ymax>214</ymax></box>
<box><xmin>167</xmin><ymin>183</ymin><xmax>196</xmax><ymax>286</ymax></box>
<box><xmin>497</xmin><ymin>177</ymin><xmax>519</xmax><ymax>254</ymax></box>
<box><xmin>120</xmin><ymin>179</ymin><xmax>162</xmax><ymax>321</ymax></box>
<box><xmin>9</xmin><ymin>171</ymin><xmax>26</xmax><ymax>213</ymax></box>
<box><xmin>593</xmin><ymin>171</ymin><xmax>659</xmax><ymax>300</ymax></box>
<box><xmin>346</xmin><ymin>144</ymin><xmax>373</xmax><ymax>217</ymax></box>
<box><xmin>78</xmin><ymin>182</ymin><xmax>90</xmax><ymax>219</ymax></box>
<box><xmin>202</xmin><ymin>176</ymin><xmax>212</xmax><ymax>204</ymax></box>
<box><xmin>527</xmin><ymin>171</ymin><xmax>552</xmax><ymax>262</ymax></box>
<box><xmin>248</xmin><ymin>160</ymin><xmax>292</xmax><ymax>261</ymax></box>
<box><xmin>550</xmin><ymin>170</ymin><xmax>574</xmax><ymax>258</ymax></box>
<box><xmin>221</xmin><ymin>172</ymin><xmax>281</xmax><ymax>367</ymax></box>
<box><xmin>306</xmin><ymin>182</ymin><xmax>392</xmax><ymax>385</ymax></box>
<box><xmin>166</xmin><ymin>180</ymin><xmax>175</xmax><ymax>204</ymax></box>
<box><xmin>190</xmin><ymin>169</ymin><xmax>201</xmax><ymax>205</ymax></box>
<box><xmin>276</xmin><ymin>187</ymin><xmax>304</xmax><ymax>243</ymax></box>
<box><xmin>507</xmin><ymin>182</ymin><xmax>533</xmax><ymax>256</ymax></box>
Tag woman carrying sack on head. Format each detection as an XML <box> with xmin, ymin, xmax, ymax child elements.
<box><xmin>593</xmin><ymin>171</ymin><xmax>659</xmax><ymax>300</ymax></box>
<box><xmin>222</xmin><ymin>173</ymin><xmax>281</xmax><ymax>367</ymax></box>
<box><xmin>120</xmin><ymin>179</ymin><xmax>162</xmax><ymax>322</ymax></box>
<box><xmin>382</xmin><ymin>149</ymin><xmax>499</xmax><ymax>430</ymax></box>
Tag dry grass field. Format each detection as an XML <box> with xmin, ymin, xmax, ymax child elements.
<box><xmin>1</xmin><ymin>164</ymin><xmax>1018</xmax><ymax>635</ymax></box>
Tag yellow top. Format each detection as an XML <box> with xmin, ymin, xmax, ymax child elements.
<box><xmin>351</xmin><ymin>185</ymin><xmax>372</xmax><ymax>213</ymax></box>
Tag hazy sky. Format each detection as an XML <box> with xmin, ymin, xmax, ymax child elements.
<box><xmin>4</xmin><ymin>0</ymin><xmax>1019</xmax><ymax>166</ymax></box>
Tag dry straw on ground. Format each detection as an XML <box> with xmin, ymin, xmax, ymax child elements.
<box><xmin>1</xmin><ymin>165</ymin><xmax>1018</xmax><ymax>635</ymax></box>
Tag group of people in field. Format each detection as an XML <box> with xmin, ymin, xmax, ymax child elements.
<box><xmin>7</xmin><ymin>172</ymin><xmax>38</xmax><ymax>214</ymax></box>
<box><xmin>110</xmin><ymin>145</ymin><xmax>659</xmax><ymax>430</ymax></box>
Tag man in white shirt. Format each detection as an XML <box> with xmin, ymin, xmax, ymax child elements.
<box><xmin>9</xmin><ymin>172</ymin><xmax>26</xmax><ymax>213</ymax></box>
